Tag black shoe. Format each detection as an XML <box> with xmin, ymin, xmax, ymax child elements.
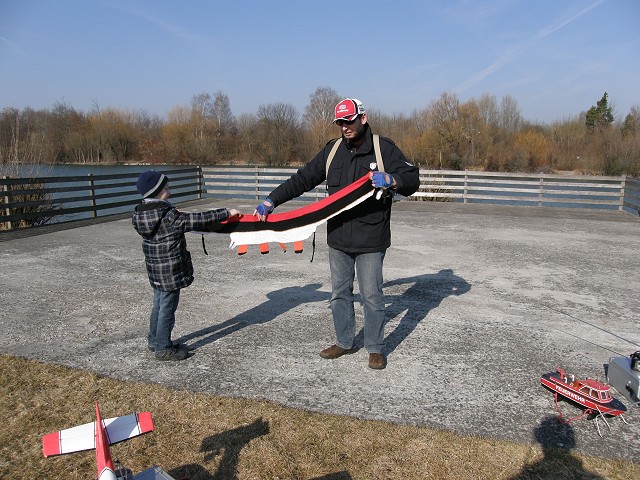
<box><xmin>155</xmin><ymin>346</ymin><xmax>189</xmax><ymax>361</ymax></box>
<box><xmin>148</xmin><ymin>341</ymin><xmax>182</xmax><ymax>352</ymax></box>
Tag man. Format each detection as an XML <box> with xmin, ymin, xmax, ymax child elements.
<box><xmin>254</xmin><ymin>98</ymin><xmax>420</xmax><ymax>369</ymax></box>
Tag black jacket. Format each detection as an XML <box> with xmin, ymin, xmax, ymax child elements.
<box><xmin>267</xmin><ymin>125</ymin><xmax>420</xmax><ymax>253</ymax></box>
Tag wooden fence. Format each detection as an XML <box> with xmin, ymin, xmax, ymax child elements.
<box><xmin>1</xmin><ymin>166</ymin><xmax>638</xmax><ymax>230</ymax></box>
<box><xmin>201</xmin><ymin>166</ymin><xmax>327</xmax><ymax>201</ymax></box>
<box><xmin>415</xmin><ymin>170</ymin><xmax>636</xmax><ymax>211</ymax></box>
<box><xmin>1</xmin><ymin>167</ymin><xmax>201</xmax><ymax>230</ymax></box>
<box><xmin>202</xmin><ymin>167</ymin><xmax>640</xmax><ymax>213</ymax></box>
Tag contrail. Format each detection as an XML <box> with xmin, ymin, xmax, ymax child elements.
<box><xmin>454</xmin><ymin>0</ymin><xmax>608</xmax><ymax>93</ymax></box>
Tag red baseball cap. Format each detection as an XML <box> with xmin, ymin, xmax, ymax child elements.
<box><xmin>333</xmin><ymin>98</ymin><xmax>366</xmax><ymax>122</ymax></box>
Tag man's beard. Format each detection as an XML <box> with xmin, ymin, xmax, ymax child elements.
<box><xmin>344</xmin><ymin>124</ymin><xmax>367</xmax><ymax>149</ymax></box>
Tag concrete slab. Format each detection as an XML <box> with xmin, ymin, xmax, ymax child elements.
<box><xmin>1</xmin><ymin>200</ymin><xmax>639</xmax><ymax>461</ymax></box>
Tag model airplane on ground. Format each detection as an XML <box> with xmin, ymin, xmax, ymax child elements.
<box><xmin>42</xmin><ymin>403</ymin><xmax>174</xmax><ymax>479</ymax></box>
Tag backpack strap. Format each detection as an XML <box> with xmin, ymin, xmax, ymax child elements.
<box><xmin>325</xmin><ymin>134</ymin><xmax>384</xmax><ymax>177</ymax></box>
<box><xmin>325</xmin><ymin>138</ymin><xmax>342</xmax><ymax>178</ymax></box>
<box><xmin>372</xmin><ymin>134</ymin><xmax>384</xmax><ymax>173</ymax></box>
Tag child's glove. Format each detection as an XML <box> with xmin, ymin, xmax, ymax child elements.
<box><xmin>254</xmin><ymin>198</ymin><xmax>274</xmax><ymax>221</ymax></box>
<box><xmin>371</xmin><ymin>171</ymin><xmax>393</xmax><ymax>189</ymax></box>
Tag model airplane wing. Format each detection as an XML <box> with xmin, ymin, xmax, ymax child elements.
<box><xmin>42</xmin><ymin>411</ymin><xmax>154</xmax><ymax>457</ymax></box>
<box><xmin>193</xmin><ymin>172</ymin><xmax>377</xmax><ymax>254</ymax></box>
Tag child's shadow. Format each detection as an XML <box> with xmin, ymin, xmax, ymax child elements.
<box><xmin>354</xmin><ymin>269</ymin><xmax>471</xmax><ymax>354</ymax></box>
<box><xmin>177</xmin><ymin>283</ymin><xmax>329</xmax><ymax>350</ymax></box>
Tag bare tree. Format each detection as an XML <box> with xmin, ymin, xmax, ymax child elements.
<box><xmin>500</xmin><ymin>95</ymin><xmax>522</xmax><ymax>135</ymax></box>
<box><xmin>191</xmin><ymin>92</ymin><xmax>213</xmax><ymax>140</ymax></box>
<box><xmin>303</xmin><ymin>86</ymin><xmax>341</xmax><ymax>148</ymax></box>
<box><xmin>549</xmin><ymin>116</ymin><xmax>585</xmax><ymax>171</ymax></box>
<box><xmin>212</xmin><ymin>91</ymin><xmax>236</xmax><ymax>135</ymax></box>
<box><xmin>425</xmin><ymin>92</ymin><xmax>465</xmax><ymax>168</ymax></box>
<box><xmin>458</xmin><ymin>101</ymin><xmax>484</xmax><ymax>167</ymax></box>
<box><xmin>236</xmin><ymin>113</ymin><xmax>258</xmax><ymax>163</ymax></box>
<box><xmin>477</xmin><ymin>93</ymin><xmax>499</xmax><ymax>128</ymax></box>
<box><xmin>256</xmin><ymin>103</ymin><xmax>300</xmax><ymax>165</ymax></box>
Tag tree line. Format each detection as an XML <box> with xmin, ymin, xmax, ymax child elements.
<box><xmin>1</xmin><ymin>87</ymin><xmax>639</xmax><ymax>176</ymax></box>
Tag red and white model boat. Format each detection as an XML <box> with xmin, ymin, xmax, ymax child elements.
<box><xmin>541</xmin><ymin>368</ymin><xmax>628</xmax><ymax>435</ymax></box>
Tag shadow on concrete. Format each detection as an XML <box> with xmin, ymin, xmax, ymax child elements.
<box><xmin>353</xmin><ymin>269</ymin><xmax>471</xmax><ymax>355</ymax></box>
<box><xmin>180</xmin><ymin>269</ymin><xmax>471</xmax><ymax>357</ymax></box>
<box><xmin>509</xmin><ymin>416</ymin><xmax>604</xmax><ymax>479</ymax></box>
<box><xmin>177</xmin><ymin>283</ymin><xmax>329</xmax><ymax>351</ymax></box>
<box><xmin>169</xmin><ymin>417</ymin><xmax>269</xmax><ymax>480</ymax></box>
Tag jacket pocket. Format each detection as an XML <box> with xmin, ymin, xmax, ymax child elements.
<box><xmin>327</xmin><ymin>166</ymin><xmax>343</xmax><ymax>188</ymax></box>
<box><xmin>356</xmin><ymin>208</ymin><xmax>384</xmax><ymax>226</ymax></box>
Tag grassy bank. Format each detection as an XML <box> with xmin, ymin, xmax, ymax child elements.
<box><xmin>1</xmin><ymin>355</ymin><xmax>636</xmax><ymax>479</ymax></box>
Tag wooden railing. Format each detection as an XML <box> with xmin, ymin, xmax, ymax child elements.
<box><xmin>415</xmin><ymin>170</ymin><xmax>638</xmax><ymax>212</ymax></box>
<box><xmin>2</xmin><ymin>166</ymin><xmax>638</xmax><ymax>231</ymax></box>
<box><xmin>203</xmin><ymin>167</ymin><xmax>639</xmax><ymax>214</ymax></box>
<box><xmin>201</xmin><ymin>166</ymin><xmax>327</xmax><ymax>201</ymax></box>
<box><xmin>1</xmin><ymin>167</ymin><xmax>201</xmax><ymax>230</ymax></box>
<box><xmin>625</xmin><ymin>175</ymin><xmax>640</xmax><ymax>214</ymax></box>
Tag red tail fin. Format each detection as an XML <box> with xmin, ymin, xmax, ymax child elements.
<box><xmin>95</xmin><ymin>403</ymin><xmax>115</xmax><ymax>476</ymax></box>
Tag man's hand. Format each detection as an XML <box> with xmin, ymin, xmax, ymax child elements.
<box><xmin>371</xmin><ymin>171</ymin><xmax>395</xmax><ymax>189</ymax></box>
<box><xmin>253</xmin><ymin>198</ymin><xmax>274</xmax><ymax>222</ymax></box>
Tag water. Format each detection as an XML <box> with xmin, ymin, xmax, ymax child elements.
<box><xmin>2</xmin><ymin>164</ymin><xmax>201</xmax><ymax>223</ymax></box>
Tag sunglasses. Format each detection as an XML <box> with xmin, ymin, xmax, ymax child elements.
<box><xmin>335</xmin><ymin>116</ymin><xmax>359</xmax><ymax>127</ymax></box>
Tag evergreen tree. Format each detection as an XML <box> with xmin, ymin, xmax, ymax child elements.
<box><xmin>585</xmin><ymin>92</ymin><xmax>614</xmax><ymax>130</ymax></box>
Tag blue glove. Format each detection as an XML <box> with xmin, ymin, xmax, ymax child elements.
<box><xmin>371</xmin><ymin>171</ymin><xmax>393</xmax><ymax>189</ymax></box>
<box><xmin>254</xmin><ymin>197</ymin><xmax>274</xmax><ymax>220</ymax></box>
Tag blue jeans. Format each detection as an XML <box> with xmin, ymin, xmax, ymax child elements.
<box><xmin>329</xmin><ymin>247</ymin><xmax>386</xmax><ymax>354</ymax></box>
<box><xmin>148</xmin><ymin>287</ymin><xmax>180</xmax><ymax>351</ymax></box>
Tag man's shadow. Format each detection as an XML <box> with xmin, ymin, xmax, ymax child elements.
<box><xmin>509</xmin><ymin>416</ymin><xmax>604</xmax><ymax>479</ymax></box>
<box><xmin>353</xmin><ymin>269</ymin><xmax>471</xmax><ymax>354</ymax></box>
<box><xmin>167</xmin><ymin>417</ymin><xmax>352</xmax><ymax>480</ymax></box>
<box><xmin>176</xmin><ymin>283</ymin><xmax>330</xmax><ymax>351</ymax></box>
<box><xmin>168</xmin><ymin>417</ymin><xmax>269</xmax><ymax>480</ymax></box>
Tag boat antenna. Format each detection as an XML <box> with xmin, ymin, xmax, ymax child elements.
<box><xmin>543</xmin><ymin>304</ymin><xmax>640</xmax><ymax>355</ymax></box>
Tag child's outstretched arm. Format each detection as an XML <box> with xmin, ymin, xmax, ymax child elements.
<box><xmin>172</xmin><ymin>207</ymin><xmax>241</xmax><ymax>232</ymax></box>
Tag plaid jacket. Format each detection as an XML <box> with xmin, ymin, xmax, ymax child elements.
<box><xmin>132</xmin><ymin>200</ymin><xmax>229</xmax><ymax>291</ymax></box>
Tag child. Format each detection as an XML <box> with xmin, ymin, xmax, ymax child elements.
<box><xmin>132</xmin><ymin>170</ymin><xmax>241</xmax><ymax>361</ymax></box>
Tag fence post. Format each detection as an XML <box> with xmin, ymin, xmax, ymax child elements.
<box><xmin>463</xmin><ymin>170</ymin><xmax>468</xmax><ymax>204</ymax></box>
<box><xmin>198</xmin><ymin>165</ymin><xmax>203</xmax><ymax>199</ymax></box>
<box><xmin>538</xmin><ymin>176</ymin><xmax>544</xmax><ymax>207</ymax></box>
<box><xmin>619</xmin><ymin>174</ymin><xmax>626</xmax><ymax>211</ymax></box>
<box><xmin>87</xmin><ymin>173</ymin><xmax>97</xmax><ymax>218</ymax></box>
<box><xmin>255</xmin><ymin>166</ymin><xmax>260</xmax><ymax>200</ymax></box>
<box><xmin>3</xmin><ymin>176</ymin><xmax>12</xmax><ymax>230</ymax></box>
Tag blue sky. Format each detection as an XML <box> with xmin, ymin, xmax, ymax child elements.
<box><xmin>1</xmin><ymin>0</ymin><xmax>638</xmax><ymax>124</ymax></box>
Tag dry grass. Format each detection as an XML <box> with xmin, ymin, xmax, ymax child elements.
<box><xmin>1</xmin><ymin>354</ymin><xmax>637</xmax><ymax>480</ymax></box>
